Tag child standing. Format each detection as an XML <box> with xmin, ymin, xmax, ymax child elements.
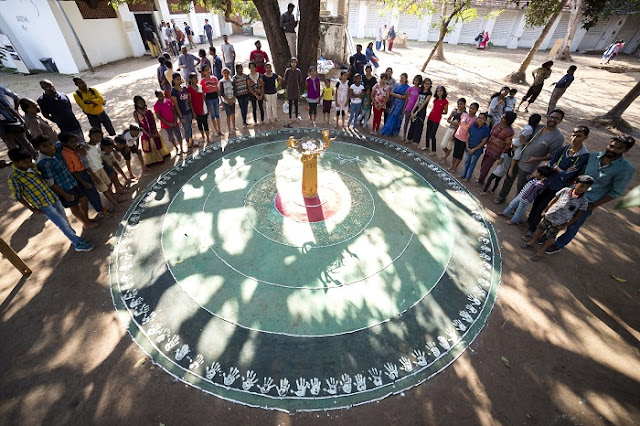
<box><xmin>449</xmin><ymin>101</ymin><xmax>477</xmax><ymax>173</ymax></box>
<box><xmin>100</xmin><ymin>137</ymin><xmax>129</xmax><ymax>184</ymax></box>
<box><xmin>347</xmin><ymin>74</ymin><xmax>365</xmax><ymax>128</ymax></box>
<box><xmin>170</xmin><ymin>73</ymin><xmax>196</xmax><ymax>148</ymax></box>
<box><xmin>460</xmin><ymin>112</ymin><xmax>491</xmax><ymax>182</ymax></box>
<box><xmin>401</xmin><ymin>75</ymin><xmax>423</xmax><ymax>141</ymax></box>
<box><xmin>219</xmin><ymin>67</ymin><xmax>237</xmax><ymax>134</ymax></box>
<box><xmin>371</xmin><ymin>74</ymin><xmax>390</xmax><ymax>133</ymax></box>
<box><xmin>86</xmin><ymin>128</ymin><xmax>127</xmax><ymax>202</ymax></box>
<box><xmin>424</xmin><ymin>86</ymin><xmax>449</xmax><ymax>155</ymax></box>
<box><xmin>119</xmin><ymin>124</ymin><xmax>146</xmax><ymax>178</ymax></box>
<box><xmin>321</xmin><ymin>78</ymin><xmax>334</xmax><ymax>125</ymax></box>
<box><xmin>335</xmin><ymin>71</ymin><xmax>350</xmax><ymax>128</ymax></box>
<box><xmin>261</xmin><ymin>63</ymin><xmax>281</xmax><ymax>124</ymax></box>
<box><xmin>521</xmin><ymin>175</ymin><xmax>593</xmax><ymax>261</ymax></box>
<box><xmin>7</xmin><ymin>148</ymin><xmax>95</xmax><ymax>251</ymax></box>
<box><xmin>441</xmin><ymin>97</ymin><xmax>466</xmax><ymax>166</ymax></box>
<box><xmin>306</xmin><ymin>67</ymin><xmax>321</xmax><ymax>127</ymax></box>
<box><xmin>187</xmin><ymin>72</ymin><xmax>210</xmax><ymax>144</ymax></box>
<box><xmin>500</xmin><ymin>166</ymin><xmax>553</xmax><ymax>224</ymax></box>
<box><xmin>407</xmin><ymin>78</ymin><xmax>432</xmax><ymax>144</ymax></box>
<box><xmin>200</xmin><ymin>65</ymin><xmax>222</xmax><ymax>135</ymax></box>
<box><xmin>154</xmin><ymin>90</ymin><xmax>184</xmax><ymax>154</ymax></box>
<box><xmin>282</xmin><ymin>58</ymin><xmax>303</xmax><ymax>128</ymax></box>
<box><xmin>480</xmin><ymin>149</ymin><xmax>512</xmax><ymax>194</ymax></box>
<box><xmin>360</xmin><ymin>87</ymin><xmax>373</xmax><ymax>129</ymax></box>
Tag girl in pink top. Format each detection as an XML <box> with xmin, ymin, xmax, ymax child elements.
<box><xmin>371</xmin><ymin>74</ymin><xmax>390</xmax><ymax>132</ymax></box>
<box><xmin>401</xmin><ymin>75</ymin><xmax>423</xmax><ymax>141</ymax></box>
<box><xmin>449</xmin><ymin>101</ymin><xmax>479</xmax><ymax>173</ymax></box>
<box><xmin>424</xmin><ymin>86</ymin><xmax>449</xmax><ymax>154</ymax></box>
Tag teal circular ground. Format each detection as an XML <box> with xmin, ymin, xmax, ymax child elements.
<box><xmin>110</xmin><ymin>129</ymin><xmax>501</xmax><ymax>412</ymax></box>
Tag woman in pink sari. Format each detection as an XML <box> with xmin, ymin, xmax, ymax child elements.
<box><xmin>133</xmin><ymin>95</ymin><xmax>171</xmax><ymax>166</ymax></box>
<box><xmin>478</xmin><ymin>31</ymin><xmax>490</xmax><ymax>50</ymax></box>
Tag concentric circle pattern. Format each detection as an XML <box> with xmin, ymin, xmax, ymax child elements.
<box><xmin>110</xmin><ymin>129</ymin><xmax>501</xmax><ymax>412</ymax></box>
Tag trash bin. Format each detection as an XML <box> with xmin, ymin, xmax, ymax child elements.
<box><xmin>198</xmin><ymin>35</ymin><xmax>205</xmax><ymax>44</ymax></box>
<box><xmin>39</xmin><ymin>57</ymin><xmax>59</xmax><ymax>73</ymax></box>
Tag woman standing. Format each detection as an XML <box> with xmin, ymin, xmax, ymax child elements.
<box><xmin>400</xmin><ymin>75</ymin><xmax>423</xmax><ymax>141</ymax></box>
<box><xmin>478</xmin><ymin>31</ymin><xmax>490</xmax><ymax>50</ymax></box>
<box><xmin>406</xmin><ymin>78</ymin><xmax>432</xmax><ymax>145</ymax></box>
<box><xmin>488</xmin><ymin>86</ymin><xmax>509</xmax><ymax>128</ymax></box>
<box><xmin>200</xmin><ymin>65</ymin><xmax>222</xmax><ymax>136</ymax></box>
<box><xmin>424</xmin><ymin>86</ymin><xmax>448</xmax><ymax>155</ymax></box>
<box><xmin>198</xmin><ymin>49</ymin><xmax>211</xmax><ymax>74</ymax></box>
<box><xmin>282</xmin><ymin>57</ymin><xmax>303</xmax><ymax>128</ymax></box>
<box><xmin>365</xmin><ymin>42</ymin><xmax>380</xmax><ymax>71</ymax></box>
<box><xmin>247</xmin><ymin>62</ymin><xmax>264</xmax><ymax>125</ymax></box>
<box><xmin>516</xmin><ymin>61</ymin><xmax>553</xmax><ymax>113</ymax></box>
<box><xmin>133</xmin><ymin>95</ymin><xmax>170</xmax><ymax>166</ymax></box>
<box><xmin>233</xmin><ymin>63</ymin><xmax>251</xmax><ymax>128</ymax></box>
<box><xmin>476</xmin><ymin>111</ymin><xmax>516</xmax><ymax>185</ymax></box>
<box><xmin>379</xmin><ymin>72</ymin><xmax>409</xmax><ymax>136</ymax></box>
<box><xmin>187</xmin><ymin>72</ymin><xmax>210</xmax><ymax>144</ymax></box>
<box><xmin>387</xmin><ymin>26</ymin><xmax>397</xmax><ymax>52</ymax></box>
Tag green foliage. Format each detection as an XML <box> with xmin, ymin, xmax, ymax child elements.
<box><xmin>582</xmin><ymin>0</ymin><xmax>640</xmax><ymax>30</ymax></box>
<box><xmin>512</xmin><ymin>0</ymin><xmax>565</xmax><ymax>28</ymax></box>
<box><xmin>382</xmin><ymin>0</ymin><xmax>437</xmax><ymax>18</ymax></box>
<box><xmin>615</xmin><ymin>185</ymin><xmax>640</xmax><ymax>210</ymax></box>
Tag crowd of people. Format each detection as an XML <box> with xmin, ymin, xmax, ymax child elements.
<box><xmin>0</xmin><ymin>31</ymin><xmax>636</xmax><ymax>260</ymax></box>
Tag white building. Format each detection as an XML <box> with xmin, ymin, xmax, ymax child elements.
<box><xmin>0</xmin><ymin>0</ymin><xmax>234</xmax><ymax>74</ymax></box>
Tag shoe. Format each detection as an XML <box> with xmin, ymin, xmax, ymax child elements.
<box><xmin>493</xmin><ymin>198</ymin><xmax>504</xmax><ymax>204</ymax></box>
<box><xmin>545</xmin><ymin>244</ymin><xmax>562</xmax><ymax>255</ymax></box>
<box><xmin>521</xmin><ymin>232</ymin><xmax>534</xmax><ymax>242</ymax></box>
<box><xmin>75</xmin><ymin>241</ymin><xmax>95</xmax><ymax>252</ymax></box>
<box><xmin>536</xmin><ymin>236</ymin><xmax>548</xmax><ymax>245</ymax></box>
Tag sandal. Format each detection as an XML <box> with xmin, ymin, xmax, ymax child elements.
<box><xmin>530</xmin><ymin>254</ymin><xmax>542</xmax><ymax>261</ymax></box>
<box><xmin>521</xmin><ymin>232</ymin><xmax>534</xmax><ymax>242</ymax></box>
<box><xmin>520</xmin><ymin>242</ymin><xmax>533</xmax><ymax>249</ymax></box>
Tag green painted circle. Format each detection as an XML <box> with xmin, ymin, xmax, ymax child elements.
<box><xmin>110</xmin><ymin>130</ymin><xmax>502</xmax><ymax>413</ymax></box>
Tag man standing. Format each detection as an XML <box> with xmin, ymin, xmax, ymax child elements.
<box><xmin>178</xmin><ymin>46</ymin><xmax>200</xmax><ymax>82</ymax></box>
<box><xmin>184</xmin><ymin>22</ymin><xmax>196</xmax><ymax>49</ymax></box>
<box><xmin>280</xmin><ymin>3</ymin><xmax>297</xmax><ymax>58</ymax></box>
<box><xmin>545</xmin><ymin>135</ymin><xmax>635</xmax><ymax>255</ymax></box>
<box><xmin>221</xmin><ymin>35</ymin><xmax>236</xmax><ymax>77</ymax></box>
<box><xmin>163</xmin><ymin>22</ymin><xmax>178</xmax><ymax>56</ymax></box>
<box><xmin>0</xmin><ymin>86</ymin><xmax>34</xmax><ymax>156</ymax></box>
<box><xmin>249</xmin><ymin>40</ymin><xmax>270</xmax><ymax>74</ymax></box>
<box><xmin>143</xmin><ymin>23</ymin><xmax>160</xmax><ymax>57</ymax></box>
<box><xmin>72</xmin><ymin>77</ymin><xmax>115</xmax><ymax>136</ymax></box>
<box><xmin>157</xmin><ymin>55</ymin><xmax>171</xmax><ymax>94</ymax></box>
<box><xmin>37</xmin><ymin>80</ymin><xmax>84</xmax><ymax>142</ymax></box>
<box><xmin>352</xmin><ymin>44</ymin><xmax>368</xmax><ymax>75</ymax></box>
<box><xmin>547</xmin><ymin>65</ymin><xmax>576</xmax><ymax>115</ymax></box>
<box><xmin>204</xmin><ymin>19</ymin><xmax>214</xmax><ymax>47</ymax></box>
<box><xmin>495</xmin><ymin>109</ymin><xmax>565</xmax><ymax>203</ymax></box>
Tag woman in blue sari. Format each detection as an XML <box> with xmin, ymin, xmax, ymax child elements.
<box><xmin>380</xmin><ymin>73</ymin><xmax>409</xmax><ymax>136</ymax></box>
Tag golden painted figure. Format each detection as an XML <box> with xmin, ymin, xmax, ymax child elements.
<box><xmin>286</xmin><ymin>130</ymin><xmax>333</xmax><ymax>198</ymax></box>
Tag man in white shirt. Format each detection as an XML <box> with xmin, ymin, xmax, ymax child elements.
<box><xmin>221</xmin><ymin>35</ymin><xmax>236</xmax><ymax>77</ymax></box>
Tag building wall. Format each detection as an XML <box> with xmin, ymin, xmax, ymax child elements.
<box><xmin>0</xmin><ymin>0</ymin><xmax>80</xmax><ymax>73</ymax></box>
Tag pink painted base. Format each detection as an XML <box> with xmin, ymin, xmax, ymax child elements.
<box><xmin>274</xmin><ymin>186</ymin><xmax>342</xmax><ymax>223</ymax></box>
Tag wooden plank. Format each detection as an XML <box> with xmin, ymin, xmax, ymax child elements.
<box><xmin>0</xmin><ymin>238</ymin><xmax>32</xmax><ymax>276</ymax></box>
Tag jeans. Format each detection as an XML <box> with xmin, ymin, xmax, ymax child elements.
<box><xmin>348</xmin><ymin>102</ymin><xmax>362</xmax><ymax>127</ymax></box>
<box><xmin>237</xmin><ymin>95</ymin><xmax>249</xmax><ymax>124</ymax></box>
<box><xmin>41</xmin><ymin>200</ymin><xmax>83</xmax><ymax>246</ymax></box>
<box><xmin>76</xmin><ymin>169</ymin><xmax>103</xmax><ymax>213</ymax></box>
<box><xmin>206</xmin><ymin>98</ymin><xmax>220</xmax><ymax>120</ymax></box>
<box><xmin>503</xmin><ymin>196</ymin><xmax>530</xmax><ymax>223</ymax></box>
<box><xmin>555</xmin><ymin>208</ymin><xmax>593</xmax><ymax>248</ymax></box>
<box><xmin>225</xmin><ymin>62</ymin><xmax>235</xmax><ymax>77</ymax></box>
<box><xmin>461</xmin><ymin>149</ymin><xmax>483</xmax><ymax>180</ymax></box>
<box><xmin>87</xmin><ymin>111</ymin><xmax>116</xmax><ymax>136</ymax></box>
<box><xmin>359</xmin><ymin>107</ymin><xmax>371</xmax><ymax>127</ymax></box>
<box><xmin>182</xmin><ymin>112</ymin><xmax>193</xmax><ymax>141</ymax></box>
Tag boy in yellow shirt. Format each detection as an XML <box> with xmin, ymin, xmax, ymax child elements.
<box><xmin>72</xmin><ymin>77</ymin><xmax>116</xmax><ymax>136</ymax></box>
<box><xmin>321</xmin><ymin>79</ymin><xmax>334</xmax><ymax>125</ymax></box>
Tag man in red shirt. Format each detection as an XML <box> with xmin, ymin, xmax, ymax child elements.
<box><xmin>249</xmin><ymin>40</ymin><xmax>270</xmax><ymax>74</ymax></box>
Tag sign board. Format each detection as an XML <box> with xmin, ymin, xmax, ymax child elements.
<box><xmin>0</xmin><ymin>33</ymin><xmax>30</xmax><ymax>74</ymax></box>
<box><xmin>547</xmin><ymin>38</ymin><xmax>564</xmax><ymax>60</ymax></box>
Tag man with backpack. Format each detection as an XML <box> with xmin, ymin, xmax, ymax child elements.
<box><xmin>72</xmin><ymin>77</ymin><xmax>115</xmax><ymax>136</ymax></box>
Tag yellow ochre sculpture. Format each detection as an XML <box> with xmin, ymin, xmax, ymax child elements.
<box><xmin>286</xmin><ymin>130</ymin><xmax>334</xmax><ymax>198</ymax></box>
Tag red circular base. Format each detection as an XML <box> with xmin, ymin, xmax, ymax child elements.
<box><xmin>274</xmin><ymin>186</ymin><xmax>342</xmax><ymax>223</ymax></box>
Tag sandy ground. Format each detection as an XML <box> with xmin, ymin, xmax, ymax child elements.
<box><xmin>1</xmin><ymin>35</ymin><xmax>639</xmax><ymax>425</ymax></box>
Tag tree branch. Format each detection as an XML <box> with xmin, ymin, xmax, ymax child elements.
<box><xmin>222</xmin><ymin>0</ymin><xmax>243</xmax><ymax>27</ymax></box>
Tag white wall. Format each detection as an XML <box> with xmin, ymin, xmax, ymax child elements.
<box><xmin>0</xmin><ymin>0</ymin><xmax>79</xmax><ymax>73</ymax></box>
<box><xmin>60</xmin><ymin>1</ymin><xmax>132</xmax><ymax>68</ymax></box>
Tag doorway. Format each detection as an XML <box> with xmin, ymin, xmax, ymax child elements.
<box><xmin>134</xmin><ymin>13</ymin><xmax>156</xmax><ymax>51</ymax></box>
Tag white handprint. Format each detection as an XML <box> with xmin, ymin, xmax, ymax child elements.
<box><xmin>453</xmin><ymin>319</ymin><xmax>467</xmax><ymax>331</ymax></box>
<box><xmin>164</xmin><ymin>335</ymin><xmax>180</xmax><ymax>351</ymax></box>
<box><xmin>474</xmin><ymin>286</ymin><xmax>487</xmax><ymax>297</ymax></box>
<box><xmin>481</xmin><ymin>269</ymin><xmax>492</xmax><ymax>279</ymax></box>
<box><xmin>129</xmin><ymin>297</ymin><xmax>144</xmax><ymax>308</ymax></box>
<box><xmin>354</xmin><ymin>374</ymin><xmax>367</xmax><ymax>391</ymax></box>
<box><xmin>467</xmin><ymin>294</ymin><xmax>481</xmax><ymax>306</ymax></box>
<box><xmin>292</xmin><ymin>378</ymin><xmax>309</xmax><ymax>396</ymax></box>
<box><xmin>119</xmin><ymin>281</ymin><xmax>133</xmax><ymax>291</ymax></box>
<box><xmin>478</xmin><ymin>278</ymin><xmax>491</xmax><ymax>288</ymax></box>
<box><xmin>460</xmin><ymin>311</ymin><xmax>474</xmax><ymax>323</ymax></box>
<box><xmin>368</xmin><ymin>368</ymin><xmax>383</xmax><ymax>387</ymax></box>
<box><xmin>122</xmin><ymin>289</ymin><xmax>137</xmax><ymax>300</ymax></box>
<box><xmin>324</xmin><ymin>377</ymin><xmax>338</xmax><ymax>395</ymax></box>
<box><xmin>340</xmin><ymin>374</ymin><xmax>352</xmax><ymax>393</ymax></box>
<box><xmin>399</xmin><ymin>356</ymin><xmax>413</xmax><ymax>372</ymax></box>
<box><xmin>155</xmin><ymin>328</ymin><xmax>171</xmax><ymax>343</ymax></box>
<box><xmin>242</xmin><ymin>370</ymin><xmax>258</xmax><ymax>391</ymax></box>
<box><xmin>277</xmin><ymin>378</ymin><xmax>290</xmax><ymax>396</ymax></box>
<box><xmin>141</xmin><ymin>310</ymin><xmax>156</xmax><ymax>325</ymax></box>
<box><xmin>223</xmin><ymin>367</ymin><xmax>240</xmax><ymax>386</ymax></box>
<box><xmin>175</xmin><ymin>344</ymin><xmax>190</xmax><ymax>361</ymax></box>
<box><xmin>147</xmin><ymin>322</ymin><xmax>163</xmax><ymax>336</ymax></box>
<box><xmin>258</xmin><ymin>377</ymin><xmax>276</xmax><ymax>394</ymax></box>
<box><xmin>309</xmin><ymin>378</ymin><xmax>321</xmax><ymax>395</ymax></box>
<box><xmin>480</xmin><ymin>245</ymin><xmax>492</xmax><ymax>252</ymax></box>
<box><xmin>205</xmin><ymin>362</ymin><xmax>221</xmax><ymax>380</ymax></box>
<box><xmin>120</xmin><ymin>273</ymin><xmax>133</xmax><ymax>284</ymax></box>
<box><xmin>437</xmin><ymin>336</ymin><xmax>451</xmax><ymax>350</ymax></box>
<box><xmin>384</xmin><ymin>363</ymin><xmax>399</xmax><ymax>380</ymax></box>
<box><xmin>426</xmin><ymin>342</ymin><xmax>441</xmax><ymax>357</ymax></box>
<box><xmin>480</xmin><ymin>261</ymin><xmax>492</xmax><ymax>270</ymax></box>
<box><xmin>466</xmin><ymin>304</ymin><xmax>478</xmax><ymax>314</ymax></box>
<box><xmin>134</xmin><ymin>304</ymin><xmax>150</xmax><ymax>317</ymax></box>
<box><xmin>413</xmin><ymin>350</ymin><xmax>428</xmax><ymax>367</ymax></box>
<box><xmin>189</xmin><ymin>354</ymin><xmax>204</xmax><ymax>370</ymax></box>
<box><xmin>445</xmin><ymin>328</ymin><xmax>459</xmax><ymax>343</ymax></box>
<box><xmin>479</xmin><ymin>252</ymin><xmax>491</xmax><ymax>261</ymax></box>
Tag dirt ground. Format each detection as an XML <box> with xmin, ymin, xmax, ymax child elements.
<box><xmin>1</xmin><ymin>35</ymin><xmax>639</xmax><ymax>425</ymax></box>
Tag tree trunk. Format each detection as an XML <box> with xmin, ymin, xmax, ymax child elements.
<box><xmin>434</xmin><ymin>1</ymin><xmax>448</xmax><ymax>60</ymax></box>
<box><xmin>554</xmin><ymin>0</ymin><xmax>582</xmax><ymax>61</ymax></box>
<box><xmin>604</xmin><ymin>80</ymin><xmax>640</xmax><ymax>118</ymax></box>
<box><xmin>505</xmin><ymin>8</ymin><xmax>562</xmax><ymax>84</ymax></box>
<box><xmin>252</xmin><ymin>0</ymin><xmax>290</xmax><ymax>74</ymax></box>
<box><xmin>296</xmin><ymin>0</ymin><xmax>321</xmax><ymax>80</ymax></box>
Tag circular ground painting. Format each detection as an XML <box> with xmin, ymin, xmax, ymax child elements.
<box><xmin>110</xmin><ymin>129</ymin><xmax>501</xmax><ymax>412</ymax></box>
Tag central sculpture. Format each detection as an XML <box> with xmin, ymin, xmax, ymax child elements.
<box><xmin>286</xmin><ymin>129</ymin><xmax>333</xmax><ymax>198</ymax></box>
